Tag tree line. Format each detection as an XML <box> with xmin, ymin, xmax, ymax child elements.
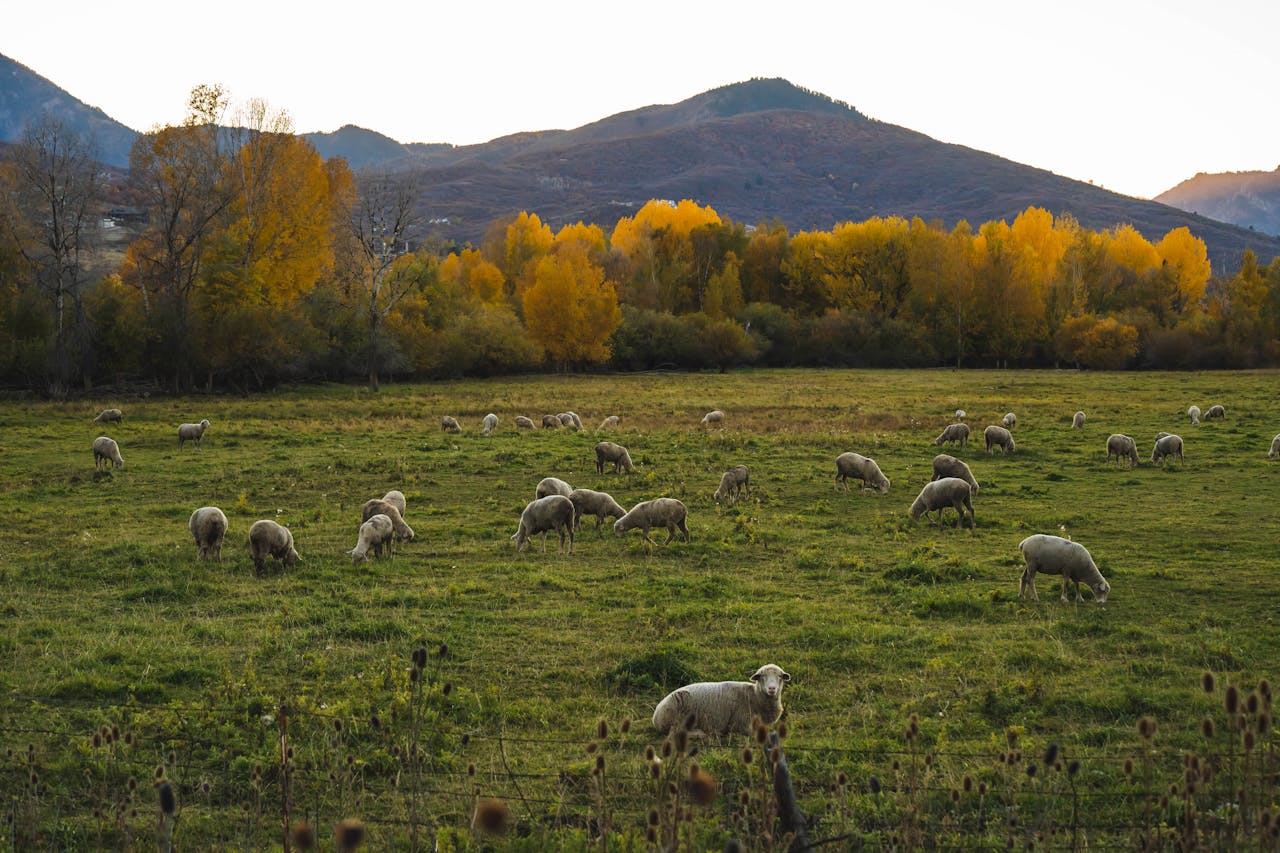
<box><xmin>3</xmin><ymin>88</ymin><xmax>1279</xmax><ymax>395</ymax></box>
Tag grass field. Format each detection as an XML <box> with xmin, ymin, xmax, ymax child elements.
<box><xmin>1</xmin><ymin>368</ymin><xmax>1278</xmax><ymax>849</ymax></box>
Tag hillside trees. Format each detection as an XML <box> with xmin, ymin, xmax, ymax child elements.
<box><xmin>522</xmin><ymin>239</ymin><xmax>622</xmax><ymax>367</ymax></box>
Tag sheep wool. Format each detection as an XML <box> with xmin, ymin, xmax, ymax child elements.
<box><xmin>511</xmin><ymin>495</ymin><xmax>575</xmax><ymax>553</ymax></box>
<box><xmin>349</xmin><ymin>514</ymin><xmax>395</xmax><ymax>563</ymax></box>
<box><xmin>934</xmin><ymin>423</ymin><xmax>970</xmax><ymax>447</ymax></box>
<box><xmin>1105</xmin><ymin>434</ymin><xmax>1139</xmax><ymax>468</ymax></box>
<box><xmin>594</xmin><ymin>441</ymin><xmax>634</xmax><ymax>474</ymax></box>
<box><xmin>713</xmin><ymin>465</ymin><xmax>750</xmax><ymax>504</ymax></box>
<box><xmin>930</xmin><ymin>454</ymin><xmax>979</xmax><ymax>494</ymax></box>
<box><xmin>652</xmin><ymin>664</ymin><xmax>791</xmax><ymax>736</ymax></box>
<box><xmin>909</xmin><ymin>478</ymin><xmax>974</xmax><ymax>528</ymax></box>
<box><xmin>93</xmin><ymin>408</ymin><xmax>123</xmax><ymax>424</ymax></box>
<box><xmin>535</xmin><ymin>477</ymin><xmax>573</xmax><ymax>499</ymax></box>
<box><xmin>834</xmin><ymin>452</ymin><xmax>889</xmax><ymax>494</ymax></box>
<box><xmin>248</xmin><ymin>519</ymin><xmax>301</xmax><ymax>576</ymax></box>
<box><xmin>1018</xmin><ymin>534</ymin><xmax>1109</xmax><ymax>604</ymax></box>
<box><xmin>614</xmin><ymin>498</ymin><xmax>690</xmax><ymax>545</ymax></box>
<box><xmin>92</xmin><ymin>436</ymin><xmax>124</xmax><ymax>470</ymax></box>
<box><xmin>177</xmin><ymin>419</ymin><xmax>211</xmax><ymax>450</ymax></box>
<box><xmin>568</xmin><ymin>488</ymin><xmax>627</xmax><ymax>532</ymax></box>
<box><xmin>361</xmin><ymin>499</ymin><xmax>415</xmax><ymax>541</ymax></box>
<box><xmin>984</xmin><ymin>425</ymin><xmax>1015</xmax><ymax>454</ymax></box>
<box><xmin>189</xmin><ymin>506</ymin><xmax>228</xmax><ymax>562</ymax></box>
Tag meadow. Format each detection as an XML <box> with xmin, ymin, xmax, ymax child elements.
<box><xmin>1</xmin><ymin>368</ymin><xmax>1278</xmax><ymax>850</ymax></box>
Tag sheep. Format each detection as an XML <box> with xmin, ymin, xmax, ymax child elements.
<box><xmin>541</xmin><ymin>414</ymin><xmax>562</xmax><ymax>429</ymax></box>
<box><xmin>1188</xmin><ymin>405</ymin><xmax>1201</xmax><ymax>426</ymax></box>
<box><xmin>511</xmin><ymin>494</ymin><xmax>575</xmax><ymax>553</ymax></box>
<box><xmin>189</xmin><ymin>506</ymin><xmax>228</xmax><ymax>562</ymax></box>
<box><xmin>834</xmin><ymin>452</ymin><xmax>890</xmax><ymax>494</ymax></box>
<box><xmin>700</xmin><ymin>410</ymin><xmax>725</xmax><ymax>427</ymax></box>
<box><xmin>560</xmin><ymin>411</ymin><xmax>583</xmax><ymax>429</ymax></box>
<box><xmin>934</xmin><ymin>423</ymin><xmax>970</xmax><ymax>446</ymax></box>
<box><xmin>93</xmin><ymin>408</ymin><xmax>123</xmax><ymax>424</ymax></box>
<box><xmin>1002</xmin><ymin>412</ymin><xmax>1017</xmax><ymax>429</ymax></box>
<box><xmin>441</xmin><ymin>415</ymin><xmax>461</xmax><ymax>433</ymax></box>
<box><xmin>909</xmin><ymin>477</ymin><xmax>974</xmax><ymax>528</ymax></box>
<box><xmin>482</xmin><ymin>413</ymin><xmax>498</xmax><ymax>435</ymax></box>
<box><xmin>178</xmin><ymin>419</ymin><xmax>211</xmax><ymax>450</ymax></box>
<box><xmin>1151</xmin><ymin>433</ymin><xmax>1184</xmax><ymax>466</ymax></box>
<box><xmin>931</xmin><ymin>454</ymin><xmax>979</xmax><ymax>494</ymax></box>
<box><xmin>599</xmin><ymin>415</ymin><xmax>621</xmax><ymax>430</ymax></box>
<box><xmin>248</xmin><ymin>519</ymin><xmax>301</xmax><ymax>576</ymax></box>
<box><xmin>652</xmin><ymin>664</ymin><xmax>791</xmax><ymax>737</ymax></box>
<box><xmin>92</xmin><ymin>436</ymin><xmax>124</xmax><ymax>470</ymax></box>
<box><xmin>361</xmin><ymin>498</ymin><xmax>415</xmax><ymax>541</ymax></box>
<box><xmin>713</xmin><ymin>465</ymin><xmax>750</xmax><ymax>504</ymax></box>
<box><xmin>955</xmin><ymin>409</ymin><xmax>966</xmax><ymax>421</ymax></box>
<box><xmin>568</xmin><ymin>488</ymin><xmax>627</xmax><ymax>532</ymax></box>
<box><xmin>348</xmin><ymin>514</ymin><xmax>395</xmax><ymax>563</ymax></box>
<box><xmin>595</xmin><ymin>441</ymin><xmax>634</xmax><ymax>474</ymax></box>
<box><xmin>536</xmin><ymin>476</ymin><xmax>573</xmax><ymax>499</ymax></box>
<box><xmin>1105</xmin><ymin>433</ymin><xmax>1139</xmax><ymax>468</ymax></box>
<box><xmin>380</xmin><ymin>490</ymin><xmax>407</xmax><ymax>517</ymax></box>
<box><xmin>1018</xmin><ymin>534</ymin><xmax>1110</xmax><ymax>604</ymax></box>
<box><xmin>614</xmin><ymin>498</ymin><xmax>690</xmax><ymax>544</ymax></box>
<box><xmin>1270</xmin><ymin>433</ymin><xmax>1280</xmax><ymax>459</ymax></box>
<box><xmin>1206</xmin><ymin>405</ymin><xmax>1226</xmax><ymax>420</ymax></box>
<box><xmin>984</xmin><ymin>425</ymin><xmax>1015</xmax><ymax>454</ymax></box>
<box><xmin>1071</xmin><ymin>411</ymin><xmax>1086</xmax><ymax>429</ymax></box>
<box><xmin>515</xmin><ymin>416</ymin><xmax>535</xmax><ymax>429</ymax></box>
<box><xmin>1155</xmin><ymin>431</ymin><xmax>1172</xmax><ymax>441</ymax></box>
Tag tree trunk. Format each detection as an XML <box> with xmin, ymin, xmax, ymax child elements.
<box><xmin>367</xmin><ymin>309</ymin><xmax>380</xmax><ymax>392</ymax></box>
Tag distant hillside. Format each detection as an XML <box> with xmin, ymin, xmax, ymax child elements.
<box><xmin>303</xmin><ymin>124</ymin><xmax>413</xmax><ymax>170</ymax></box>
<box><xmin>1156</xmin><ymin>168</ymin><xmax>1280</xmax><ymax>238</ymax></box>
<box><xmin>0</xmin><ymin>54</ymin><xmax>137</xmax><ymax>166</ymax></box>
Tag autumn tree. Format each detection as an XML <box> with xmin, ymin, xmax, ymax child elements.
<box><xmin>522</xmin><ymin>244</ymin><xmax>621</xmax><ymax>367</ymax></box>
<box><xmin>438</xmin><ymin>248</ymin><xmax>505</xmax><ymax>304</ymax></box>
<box><xmin>501</xmin><ymin>211</ymin><xmax>553</xmax><ymax>299</ymax></box>
<box><xmin>1054</xmin><ymin>314</ymin><xmax>1139</xmax><ymax>369</ymax></box>
<box><xmin>1155</xmin><ymin>227</ymin><xmax>1210</xmax><ymax>317</ymax></box>
<box><xmin>611</xmin><ymin>199</ymin><xmax>722</xmax><ymax>311</ymax></box>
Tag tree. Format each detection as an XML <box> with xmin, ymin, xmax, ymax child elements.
<box><xmin>1155</xmin><ymin>227</ymin><xmax>1210</xmax><ymax>316</ymax></box>
<box><xmin>522</xmin><ymin>245</ymin><xmax>621</xmax><ymax>367</ymax></box>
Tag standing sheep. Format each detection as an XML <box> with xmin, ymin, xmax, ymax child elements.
<box><xmin>482</xmin><ymin>413</ymin><xmax>499</xmax><ymax>435</ymax></box>
<box><xmin>515</xmin><ymin>416</ymin><xmax>535</xmax><ymax>429</ymax></box>
<box><xmin>713</xmin><ymin>465</ymin><xmax>750</xmax><ymax>504</ymax></box>
<box><xmin>652</xmin><ymin>664</ymin><xmax>791</xmax><ymax>736</ymax></box>
<box><xmin>1270</xmin><ymin>433</ymin><xmax>1280</xmax><ymax>459</ymax></box>
<box><xmin>934</xmin><ymin>423</ymin><xmax>970</xmax><ymax>447</ymax></box>
<box><xmin>909</xmin><ymin>478</ymin><xmax>974</xmax><ymax>528</ymax></box>
<box><xmin>1018</xmin><ymin>534</ymin><xmax>1110</xmax><ymax>604</ymax></box>
<box><xmin>931</xmin><ymin>454</ymin><xmax>979</xmax><ymax>494</ymax></box>
<box><xmin>984</xmin><ymin>425</ymin><xmax>1015</xmax><ymax>454</ymax></box>
<box><xmin>441</xmin><ymin>416</ymin><xmax>461</xmax><ymax>433</ymax></box>
<box><xmin>1206</xmin><ymin>405</ymin><xmax>1226</xmax><ymax>420</ymax></box>
<box><xmin>93</xmin><ymin>408</ymin><xmax>123</xmax><ymax>424</ymax></box>
<box><xmin>92</xmin><ymin>436</ymin><xmax>124</xmax><ymax>470</ymax></box>
<box><xmin>541</xmin><ymin>414</ymin><xmax>562</xmax><ymax>429</ymax></box>
<box><xmin>348</xmin><ymin>514</ymin><xmax>395</xmax><ymax>563</ymax></box>
<box><xmin>560</xmin><ymin>411</ymin><xmax>583</xmax><ymax>429</ymax></box>
<box><xmin>380</xmin><ymin>490</ymin><xmax>407</xmax><ymax>517</ymax></box>
<box><xmin>700</xmin><ymin>410</ymin><xmax>725</xmax><ymax>427</ymax></box>
<box><xmin>598</xmin><ymin>415</ymin><xmax>621</xmax><ymax>430</ymax></box>
<box><xmin>511</xmin><ymin>494</ymin><xmax>575</xmax><ymax>553</ymax></box>
<box><xmin>1188</xmin><ymin>405</ymin><xmax>1201</xmax><ymax>426</ymax></box>
<box><xmin>362</xmin><ymin>498</ymin><xmax>415</xmax><ymax>541</ymax></box>
<box><xmin>614</xmin><ymin>498</ymin><xmax>690</xmax><ymax>544</ymax></box>
<box><xmin>189</xmin><ymin>506</ymin><xmax>228</xmax><ymax>562</ymax></box>
<box><xmin>1002</xmin><ymin>412</ymin><xmax>1017</xmax><ymax>429</ymax></box>
<box><xmin>1151</xmin><ymin>433</ymin><xmax>1184</xmax><ymax>466</ymax></box>
<box><xmin>1071</xmin><ymin>411</ymin><xmax>1086</xmax><ymax>429</ymax></box>
<box><xmin>834</xmin><ymin>452</ymin><xmax>890</xmax><ymax>494</ymax></box>
<box><xmin>595</xmin><ymin>441</ymin><xmax>634</xmax><ymax>474</ymax></box>
<box><xmin>178</xmin><ymin>419</ymin><xmax>211</xmax><ymax>450</ymax></box>
<box><xmin>536</xmin><ymin>477</ymin><xmax>573</xmax><ymax>498</ymax></box>
<box><xmin>1105</xmin><ymin>434</ymin><xmax>1139</xmax><ymax>467</ymax></box>
<box><xmin>248</xmin><ymin>519</ymin><xmax>301</xmax><ymax>576</ymax></box>
<box><xmin>568</xmin><ymin>488</ymin><xmax>627</xmax><ymax>532</ymax></box>
<box><xmin>955</xmin><ymin>409</ymin><xmax>967</xmax><ymax>421</ymax></box>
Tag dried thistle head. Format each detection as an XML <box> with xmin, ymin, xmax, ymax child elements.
<box><xmin>291</xmin><ymin>822</ymin><xmax>317</xmax><ymax>850</ymax></box>
<box><xmin>689</xmin><ymin>767</ymin><xmax>717</xmax><ymax>806</ymax></box>
<box><xmin>157</xmin><ymin>780</ymin><xmax>176</xmax><ymax>817</ymax></box>
<box><xmin>471</xmin><ymin>799</ymin><xmax>510</xmax><ymax>836</ymax></box>
<box><xmin>1202</xmin><ymin>672</ymin><xmax>1215</xmax><ymax>693</ymax></box>
<box><xmin>1043</xmin><ymin>743</ymin><xmax>1059</xmax><ymax>766</ymax></box>
<box><xmin>1226</xmin><ymin>684</ymin><xmax>1240</xmax><ymax>714</ymax></box>
<box><xmin>596</xmin><ymin>720</ymin><xmax>609</xmax><ymax>740</ymax></box>
<box><xmin>1137</xmin><ymin>717</ymin><xmax>1157</xmax><ymax>740</ymax></box>
<box><xmin>1203</xmin><ymin>717</ymin><xmax>1216</xmax><ymax>739</ymax></box>
<box><xmin>620</xmin><ymin>718</ymin><xmax>632</xmax><ymax>735</ymax></box>
<box><xmin>334</xmin><ymin>818</ymin><xmax>366</xmax><ymax>850</ymax></box>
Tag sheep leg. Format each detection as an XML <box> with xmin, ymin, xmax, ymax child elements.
<box><xmin>679</xmin><ymin>518</ymin><xmax>690</xmax><ymax>541</ymax></box>
<box><xmin>640</xmin><ymin>527</ymin><xmax>657</xmax><ymax>545</ymax></box>
<box><xmin>566</xmin><ymin>525</ymin><xmax>574</xmax><ymax>554</ymax></box>
<box><xmin>664</xmin><ymin>526</ymin><xmax>676</xmax><ymax>544</ymax></box>
<box><xmin>540</xmin><ymin>530</ymin><xmax>548</xmax><ymax>553</ymax></box>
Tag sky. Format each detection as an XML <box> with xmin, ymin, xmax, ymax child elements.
<box><xmin>4</xmin><ymin>0</ymin><xmax>1276</xmax><ymax>200</ymax></box>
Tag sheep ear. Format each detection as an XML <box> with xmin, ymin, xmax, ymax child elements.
<box><xmin>749</xmin><ymin>671</ymin><xmax>761</xmax><ymax>682</ymax></box>
<box><xmin>781</xmin><ymin>671</ymin><xmax>791</xmax><ymax>681</ymax></box>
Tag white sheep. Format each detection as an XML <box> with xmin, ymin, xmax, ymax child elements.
<box><xmin>595</xmin><ymin>441</ymin><xmax>634</xmax><ymax>474</ymax></box>
<box><xmin>614</xmin><ymin>498</ymin><xmax>690</xmax><ymax>544</ymax></box>
<box><xmin>482</xmin><ymin>413</ymin><xmax>499</xmax><ymax>435</ymax></box>
<box><xmin>441</xmin><ymin>415</ymin><xmax>461</xmax><ymax>433</ymax></box>
<box><xmin>1151</xmin><ymin>433</ymin><xmax>1184</xmax><ymax>466</ymax></box>
<box><xmin>380</xmin><ymin>490</ymin><xmax>407</xmax><ymax>517</ymax></box>
<box><xmin>652</xmin><ymin>664</ymin><xmax>790</xmax><ymax>736</ymax></box>
<box><xmin>931</xmin><ymin>454</ymin><xmax>979</xmax><ymax>494</ymax></box>
<box><xmin>1155</xmin><ymin>431</ymin><xmax>1172</xmax><ymax>441</ymax></box>
<box><xmin>568</xmin><ymin>488</ymin><xmax>627</xmax><ymax>532</ymax></box>
<box><xmin>834</xmin><ymin>452</ymin><xmax>890</xmax><ymax>494</ymax></box>
<box><xmin>1105</xmin><ymin>433</ymin><xmax>1139</xmax><ymax>468</ymax></box>
<box><xmin>713</xmin><ymin>465</ymin><xmax>750</xmax><ymax>504</ymax></box>
<box><xmin>1018</xmin><ymin>534</ymin><xmax>1110</xmax><ymax>604</ymax></box>
<box><xmin>1206</xmin><ymin>405</ymin><xmax>1226</xmax><ymax>420</ymax></box>
<box><xmin>1071</xmin><ymin>411</ymin><xmax>1086</xmax><ymax>429</ymax></box>
<box><xmin>92</xmin><ymin>436</ymin><xmax>124</xmax><ymax>470</ymax></box>
<box><xmin>560</xmin><ymin>411</ymin><xmax>583</xmax><ymax>429</ymax></box>
<box><xmin>349</xmin><ymin>514</ymin><xmax>395</xmax><ymax>563</ymax></box>
<box><xmin>541</xmin><ymin>414</ymin><xmax>562</xmax><ymax>429</ymax></box>
<box><xmin>535</xmin><ymin>477</ymin><xmax>573</xmax><ymax>499</ymax></box>
<box><xmin>1270</xmin><ymin>433</ymin><xmax>1280</xmax><ymax>459</ymax></box>
<box><xmin>362</xmin><ymin>498</ymin><xmax>415</xmax><ymax>541</ymax></box>
<box><xmin>955</xmin><ymin>409</ymin><xmax>967</xmax><ymax>421</ymax></box>
<box><xmin>177</xmin><ymin>419</ymin><xmax>211</xmax><ymax>450</ymax></box>
<box><xmin>909</xmin><ymin>477</ymin><xmax>975</xmax><ymax>528</ymax></box>
<box><xmin>248</xmin><ymin>519</ymin><xmax>301</xmax><ymax>576</ymax></box>
<box><xmin>934</xmin><ymin>423</ymin><xmax>970</xmax><ymax>447</ymax></box>
<box><xmin>984</xmin><ymin>425</ymin><xmax>1015</xmax><ymax>454</ymax></box>
<box><xmin>598</xmin><ymin>415</ymin><xmax>621</xmax><ymax>430</ymax></box>
<box><xmin>189</xmin><ymin>506</ymin><xmax>228</xmax><ymax>562</ymax></box>
<box><xmin>511</xmin><ymin>494</ymin><xmax>575</xmax><ymax>553</ymax></box>
<box><xmin>1002</xmin><ymin>412</ymin><xmax>1017</xmax><ymax>429</ymax></box>
<box><xmin>93</xmin><ymin>408</ymin><xmax>123</xmax><ymax>424</ymax></box>
<box><xmin>1188</xmin><ymin>405</ymin><xmax>1201</xmax><ymax>426</ymax></box>
<box><xmin>515</xmin><ymin>416</ymin><xmax>535</xmax><ymax>429</ymax></box>
<box><xmin>700</xmin><ymin>410</ymin><xmax>725</xmax><ymax>427</ymax></box>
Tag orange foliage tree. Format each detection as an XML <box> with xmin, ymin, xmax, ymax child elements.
<box><xmin>522</xmin><ymin>244</ymin><xmax>622</xmax><ymax>366</ymax></box>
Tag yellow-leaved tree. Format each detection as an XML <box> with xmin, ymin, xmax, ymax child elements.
<box><xmin>1155</xmin><ymin>227</ymin><xmax>1210</xmax><ymax>316</ymax></box>
<box><xmin>522</xmin><ymin>244</ymin><xmax>621</xmax><ymax>367</ymax></box>
<box><xmin>438</xmin><ymin>249</ymin><xmax>505</xmax><ymax>304</ymax></box>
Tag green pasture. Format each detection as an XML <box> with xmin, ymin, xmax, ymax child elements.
<box><xmin>0</xmin><ymin>368</ymin><xmax>1277</xmax><ymax>847</ymax></box>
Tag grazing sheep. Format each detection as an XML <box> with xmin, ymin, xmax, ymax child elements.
<box><xmin>189</xmin><ymin>506</ymin><xmax>228</xmax><ymax>562</ymax></box>
<box><xmin>652</xmin><ymin>664</ymin><xmax>791</xmax><ymax>737</ymax></box>
<box><xmin>1188</xmin><ymin>405</ymin><xmax>1201</xmax><ymax>426</ymax></box>
<box><xmin>1002</xmin><ymin>412</ymin><xmax>1017</xmax><ymax>429</ymax></box>
<box><xmin>1155</xmin><ymin>431</ymin><xmax>1172</xmax><ymax>441</ymax></box>
<box><xmin>560</xmin><ymin>411</ymin><xmax>583</xmax><ymax>429</ymax></box>
<box><xmin>909</xmin><ymin>478</ymin><xmax>975</xmax><ymax>528</ymax></box>
<box><xmin>93</xmin><ymin>408</ymin><xmax>123</xmax><ymax>424</ymax></box>
<box><xmin>834</xmin><ymin>452</ymin><xmax>890</xmax><ymax>494</ymax></box>
<box><xmin>441</xmin><ymin>416</ymin><xmax>461</xmax><ymax>433</ymax></box>
<box><xmin>595</xmin><ymin>441</ymin><xmax>634</xmax><ymax>474</ymax></box>
<box><xmin>541</xmin><ymin>414</ymin><xmax>562</xmax><ymax>429</ymax></box>
<box><xmin>984</xmin><ymin>425</ymin><xmax>1015</xmax><ymax>454</ymax></box>
<box><xmin>380</xmin><ymin>490</ymin><xmax>407</xmax><ymax>517</ymax></box>
<box><xmin>1270</xmin><ymin>433</ymin><xmax>1280</xmax><ymax>459</ymax></box>
<box><xmin>361</xmin><ymin>499</ymin><xmax>415</xmax><ymax>541</ymax></box>
<box><xmin>568</xmin><ymin>488</ymin><xmax>627</xmax><ymax>532</ymax></box>
<box><xmin>700</xmin><ymin>410</ymin><xmax>725</xmax><ymax>427</ymax></box>
<box><xmin>599</xmin><ymin>415</ymin><xmax>621</xmax><ymax>430</ymax></box>
<box><xmin>536</xmin><ymin>476</ymin><xmax>573</xmax><ymax>499</ymax></box>
<box><xmin>1151</xmin><ymin>433</ymin><xmax>1184</xmax><ymax>466</ymax></box>
<box><xmin>557</xmin><ymin>413</ymin><xmax>576</xmax><ymax>428</ymax></box>
<box><xmin>177</xmin><ymin>419</ymin><xmax>211</xmax><ymax>450</ymax></box>
<box><xmin>614</xmin><ymin>498</ymin><xmax>690</xmax><ymax>544</ymax></box>
<box><xmin>955</xmin><ymin>409</ymin><xmax>966</xmax><ymax>421</ymax></box>
<box><xmin>713</xmin><ymin>465</ymin><xmax>750</xmax><ymax>504</ymax></box>
<box><xmin>511</xmin><ymin>494</ymin><xmax>575</xmax><ymax>553</ymax></box>
<box><xmin>1071</xmin><ymin>411</ymin><xmax>1086</xmax><ymax>429</ymax></box>
<box><xmin>1018</xmin><ymin>534</ymin><xmax>1110</xmax><ymax>604</ymax></box>
<box><xmin>1105</xmin><ymin>433</ymin><xmax>1139</xmax><ymax>468</ymax></box>
<box><xmin>934</xmin><ymin>423</ymin><xmax>970</xmax><ymax>447</ymax></box>
<box><xmin>92</xmin><ymin>436</ymin><xmax>124</xmax><ymax>470</ymax></box>
<box><xmin>931</xmin><ymin>454</ymin><xmax>979</xmax><ymax>494</ymax></box>
<box><xmin>248</xmin><ymin>519</ymin><xmax>301</xmax><ymax>576</ymax></box>
<box><xmin>482</xmin><ymin>413</ymin><xmax>499</xmax><ymax>435</ymax></box>
<box><xmin>348</xmin><ymin>514</ymin><xmax>395</xmax><ymax>563</ymax></box>
<box><xmin>1206</xmin><ymin>405</ymin><xmax>1225</xmax><ymax>420</ymax></box>
<box><xmin>515</xmin><ymin>416</ymin><xmax>535</xmax><ymax>429</ymax></box>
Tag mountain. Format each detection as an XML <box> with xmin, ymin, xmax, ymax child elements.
<box><xmin>1155</xmin><ymin>169</ymin><xmax>1280</xmax><ymax>238</ymax></box>
<box><xmin>0</xmin><ymin>54</ymin><xmax>137</xmax><ymax>167</ymax></box>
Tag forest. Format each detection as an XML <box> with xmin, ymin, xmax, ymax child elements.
<box><xmin>3</xmin><ymin>86</ymin><xmax>1280</xmax><ymax>395</ymax></box>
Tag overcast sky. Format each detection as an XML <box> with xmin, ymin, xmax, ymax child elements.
<box><xmin>4</xmin><ymin>0</ymin><xmax>1276</xmax><ymax>199</ymax></box>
